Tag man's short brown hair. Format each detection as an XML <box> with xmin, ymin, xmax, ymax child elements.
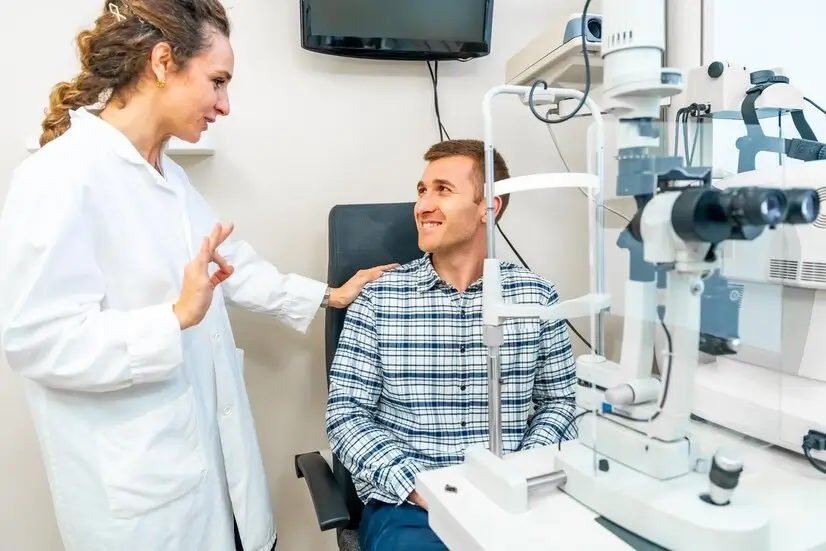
<box><xmin>423</xmin><ymin>139</ymin><xmax>511</xmax><ymax>221</ymax></box>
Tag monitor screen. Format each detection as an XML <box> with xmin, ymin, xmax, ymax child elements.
<box><xmin>300</xmin><ymin>0</ymin><xmax>494</xmax><ymax>61</ymax></box>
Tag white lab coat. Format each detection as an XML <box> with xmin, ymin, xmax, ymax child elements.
<box><xmin>0</xmin><ymin>108</ymin><xmax>327</xmax><ymax>551</ymax></box>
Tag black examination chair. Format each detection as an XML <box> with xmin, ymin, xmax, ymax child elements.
<box><xmin>294</xmin><ymin>202</ymin><xmax>422</xmax><ymax>551</ymax></box>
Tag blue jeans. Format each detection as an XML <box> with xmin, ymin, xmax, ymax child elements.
<box><xmin>358</xmin><ymin>501</ymin><xmax>448</xmax><ymax>551</ymax></box>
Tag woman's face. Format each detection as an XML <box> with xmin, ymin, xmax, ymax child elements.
<box><xmin>159</xmin><ymin>29</ymin><xmax>234</xmax><ymax>143</ymax></box>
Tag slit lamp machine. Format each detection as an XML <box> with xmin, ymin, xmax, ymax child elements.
<box><xmin>415</xmin><ymin>1</ymin><xmax>826</xmax><ymax>549</ymax></box>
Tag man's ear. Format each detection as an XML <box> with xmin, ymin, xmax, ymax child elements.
<box><xmin>481</xmin><ymin>196</ymin><xmax>503</xmax><ymax>224</ymax></box>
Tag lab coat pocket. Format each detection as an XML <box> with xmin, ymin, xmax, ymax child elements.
<box><xmin>236</xmin><ymin>347</ymin><xmax>245</xmax><ymax>377</ymax></box>
<box><xmin>95</xmin><ymin>387</ymin><xmax>207</xmax><ymax>520</ymax></box>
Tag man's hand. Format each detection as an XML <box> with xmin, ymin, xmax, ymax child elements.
<box><xmin>407</xmin><ymin>490</ymin><xmax>428</xmax><ymax>510</ymax></box>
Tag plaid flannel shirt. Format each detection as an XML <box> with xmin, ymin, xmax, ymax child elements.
<box><xmin>325</xmin><ymin>254</ymin><xmax>577</xmax><ymax>505</ymax></box>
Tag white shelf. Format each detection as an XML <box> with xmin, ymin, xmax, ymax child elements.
<box><xmin>25</xmin><ymin>132</ymin><xmax>216</xmax><ymax>157</ymax></box>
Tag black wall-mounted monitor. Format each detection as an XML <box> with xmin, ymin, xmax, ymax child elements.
<box><xmin>299</xmin><ymin>0</ymin><xmax>495</xmax><ymax>61</ymax></box>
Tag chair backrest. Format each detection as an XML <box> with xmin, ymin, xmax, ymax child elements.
<box><xmin>324</xmin><ymin>202</ymin><xmax>422</xmax><ymax>529</ymax></box>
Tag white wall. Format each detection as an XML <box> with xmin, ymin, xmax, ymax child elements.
<box><xmin>0</xmin><ymin>1</ymin><xmax>596</xmax><ymax>549</ymax></box>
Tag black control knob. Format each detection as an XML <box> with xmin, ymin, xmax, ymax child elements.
<box><xmin>707</xmin><ymin>61</ymin><xmax>725</xmax><ymax>79</ymax></box>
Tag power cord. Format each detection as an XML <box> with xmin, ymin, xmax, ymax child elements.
<box><xmin>558</xmin><ymin>409</ymin><xmax>591</xmax><ymax>450</ymax></box>
<box><xmin>527</xmin><ymin>0</ymin><xmax>593</xmax><ymax>124</ymax></box>
<box><xmin>544</xmin><ymin>114</ymin><xmax>630</xmax><ymax>223</ymax></box>
<box><xmin>804</xmin><ymin>96</ymin><xmax>826</xmax><ymax>117</ymax></box>
<box><xmin>673</xmin><ymin>103</ymin><xmax>709</xmax><ymax>166</ymax></box>
<box><xmin>802</xmin><ymin>430</ymin><xmax>826</xmax><ymax>475</ymax></box>
<box><xmin>427</xmin><ymin>60</ymin><xmax>451</xmax><ymax>141</ymax></box>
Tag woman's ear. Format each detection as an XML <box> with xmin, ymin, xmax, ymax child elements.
<box><xmin>149</xmin><ymin>41</ymin><xmax>174</xmax><ymax>83</ymax></box>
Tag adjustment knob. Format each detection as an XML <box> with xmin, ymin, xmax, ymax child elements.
<box><xmin>705</xmin><ymin>448</ymin><xmax>743</xmax><ymax>506</ymax></box>
<box><xmin>707</xmin><ymin>61</ymin><xmax>725</xmax><ymax>78</ymax></box>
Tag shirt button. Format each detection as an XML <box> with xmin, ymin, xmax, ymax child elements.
<box><xmin>213</xmin><ymin>333</ymin><xmax>221</xmax><ymax>342</ymax></box>
<box><xmin>223</xmin><ymin>406</ymin><xmax>233</xmax><ymax>416</ymax></box>
<box><xmin>461</xmin><ymin>421</ymin><xmax>467</xmax><ymax>427</ymax></box>
<box><xmin>460</xmin><ymin>385</ymin><xmax>467</xmax><ymax>391</ymax></box>
<box><xmin>460</xmin><ymin>346</ymin><xmax>466</xmax><ymax>353</ymax></box>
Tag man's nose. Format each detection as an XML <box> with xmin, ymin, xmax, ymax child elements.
<box><xmin>415</xmin><ymin>195</ymin><xmax>434</xmax><ymax>215</ymax></box>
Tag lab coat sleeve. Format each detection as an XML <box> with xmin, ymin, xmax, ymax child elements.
<box><xmin>0</xmin><ymin>176</ymin><xmax>183</xmax><ymax>393</ymax></box>
<box><xmin>218</xmin><ymin>238</ymin><xmax>327</xmax><ymax>334</ymax></box>
<box><xmin>325</xmin><ymin>288</ymin><xmax>424</xmax><ymax>505</ymax></box>
<box><xmin>519</xmin><ymin>289</ymin><xmax>578</xmax><ymax>449</ymax></box>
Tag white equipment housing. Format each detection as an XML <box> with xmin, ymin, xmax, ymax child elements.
<box><xmin>505</xmin><ymin>12</ymin><xmax>603</xmax><ymax>89</ymax></box>
<box><xmin>695</xmin><ymin>161</ymin><xmax>826</xmax><ymax>456</ymax></box>
<box><xmin>417</xmin><ymin>2</ymin><xmax>826</xmax><ymax>551</ymax></box>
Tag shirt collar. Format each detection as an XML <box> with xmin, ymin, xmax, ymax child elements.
<box><xmin>69</xmin><ymin>107</ymin><xmax>169</xmax><ymax>166</ymax></box>
<box><xmin>415</xmin><ymin>253</ymin><xmax>490</xmax><ymax>293</ymax></box>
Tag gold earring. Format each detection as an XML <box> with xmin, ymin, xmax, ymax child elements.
<box><xmin>157</xmin><ymin>79</ymin><xmax>166</xmax><ymax>88</ymax></box>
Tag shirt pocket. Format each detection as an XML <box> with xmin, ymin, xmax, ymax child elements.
<box><xmin>94</xmin><ymin>386</ymin><xmax>207</xmax><ymax>519</ymax></box>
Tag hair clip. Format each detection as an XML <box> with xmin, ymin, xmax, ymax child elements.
<box><xmin>108</xmin><ymin>3</ymin><xmax>126</xmax><ymax>22</ymax></box>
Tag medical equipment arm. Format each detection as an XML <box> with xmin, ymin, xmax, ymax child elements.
<box><xmin>325</xmin><ymin>288</ymin><xmax>426</xmax><ymax>505</ymax></box>
<box><xmin>519</xmin><ymin>294</ymin><xmax>578</xmax><ymax>450</ymax></box>
<box><xmin>0</xmin><ymin>172</ymin><xmax>183</xmax><ymax>392</ymax></box>
<box><xmin>218</xmin><ymin>236</ymin><xmax>328</xmax><ymax>333</ymax></box>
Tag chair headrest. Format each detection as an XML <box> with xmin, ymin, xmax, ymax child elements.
<box><xmin>324</xmin><ymin>202</ymin><xmax>423</xmax><ymax>376</ymax></box>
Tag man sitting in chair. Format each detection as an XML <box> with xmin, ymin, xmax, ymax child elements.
<box><xmin>326</xmin><ymin>139</ymin><xmax>578</xmax><ymax>551</ymax></box>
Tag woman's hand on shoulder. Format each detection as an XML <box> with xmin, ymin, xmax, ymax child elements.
<box><xmin>328</xmin><ymin>263</ymin><xmax>399</xmax><ymax>308</ymax></box>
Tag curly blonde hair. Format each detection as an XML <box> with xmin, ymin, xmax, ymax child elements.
<box><xmin>40</xmin><ymin>0</ymin><xmax>231</xmax><ymax>147</ymax></box>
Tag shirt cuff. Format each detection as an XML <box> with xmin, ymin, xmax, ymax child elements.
<box><xmin>282</xmin><ymin>275</ymin><xmax>328</xmax><ymax>333</ymax></box>
<box><xmin>387</xmin><ymin>462</ymin><xmax>422</xmax><ymax>505</ymax></box>
<box><xmin>126</xmin><ymin>303</ymin><xmax>184</xmax><ymax>384</ymax></box>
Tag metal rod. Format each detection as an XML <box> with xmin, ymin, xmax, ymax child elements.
<box><xmin>481</xmin><ymin>85</ymin><xmax>606</xmax><ymax>457</ymax></box>
<box><xmin>486</xmin><ymin>349</ymin><xmax>502</xmax><ymax>457</ymax></box>
<box><xmin>594</xmin><ymin>135</ymin><xmax>606</xmax><ymax>356</ymax></box>
<box><xmin>526</xmin><ymin>470</ymin><xmax>568</xmax><ymax>491</ymax></box>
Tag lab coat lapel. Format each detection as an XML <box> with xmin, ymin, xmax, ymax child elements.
<box><xmin>69</xmin><ymin>108</ymin><xmax>181</xmax><ymax>196</ymax></box>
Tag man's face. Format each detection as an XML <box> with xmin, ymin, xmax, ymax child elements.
<box><xmin>415</xmin><ymin>155</ymin><xmax>488</xmax><ymax>254</ymax></box>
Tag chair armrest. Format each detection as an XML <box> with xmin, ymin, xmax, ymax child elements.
<box><xmin>294</xmin><ymin>451</ymin><xmax>351</xmax><ymax>531</ymax></box>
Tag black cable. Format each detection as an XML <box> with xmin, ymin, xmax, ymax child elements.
<box><xmin>804</xmin><ymin>96</ymin><xmax>826</xmax><ymax>118</ymax></box>
<box><xmin>558</xmin><ymin>409</ymin><xmax>591</xmax><ymax>450</ymax></box>
<box><xmin>527</xmin><ymin>0</ymin><xmax>593</xmax><ymax>124</ymax></box>
<box><xmin>427</xmin><ymin>60</ymin><xmax>451</xmax><ymax>142</ymax></box>
<box><xmin>803</xmin><ymin>447</ymin><xmax>826</xmax><ymax>475</ymax></box>
<box><xmin>496</xmin><ymin>222</ymin><xmax>592</xmax><ymax>349</ymax></box>
<box><xmin>802</xmin><ymin>431</ymin><xmax>826</xmax><ymax>475</ymax></box>
<box><xmin>602</xmin><ymin>313</ymin><xmax>671</xmax><ymax>423</ymax></box>
<box><xmin>674</xmin><ymin>104</ymin><xmax>704</xmax><ymax>167</ymax></box>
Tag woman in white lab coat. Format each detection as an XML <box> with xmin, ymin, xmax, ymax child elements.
<box><xmin>0</xmin><ymin>1</ymin><xmax>394</xmax><ymax>550</ymax></box>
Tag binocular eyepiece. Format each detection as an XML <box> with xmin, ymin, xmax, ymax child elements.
<box><xmin>671</xmin><ymin>186</ymin><xmax>820</xmax><ymax>243</ymax></box>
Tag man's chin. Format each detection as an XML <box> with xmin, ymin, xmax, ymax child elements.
<box><xmin>417</xmin><ymin>238</ymin><xmax>438</xmax><ymax>254</ymax></box>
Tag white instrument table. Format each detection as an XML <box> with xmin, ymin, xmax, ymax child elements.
<box><xmin>417</xmin><ymin>421</ymin><xmax>826</xmax><ymax>550</ymax></box>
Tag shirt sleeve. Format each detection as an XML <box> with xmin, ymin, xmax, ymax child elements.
<box><xmin>0</xmin><ymin>170</ymin><xmax>184</xmax><ymax>392</ymax></box>
<box><xmin>325</xmin><ymin>287</ymin><xmax>424</xmax><ymax>504</ymax></box>
<box><xmin>520</xmin><ymin>287</ymin><xmax>578</xmax><ymax>449</ymax></box>
<box><xmin>218</xmin><ymin>237</ymin><xmax>327</xmax><ymax>334</ymax></box>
